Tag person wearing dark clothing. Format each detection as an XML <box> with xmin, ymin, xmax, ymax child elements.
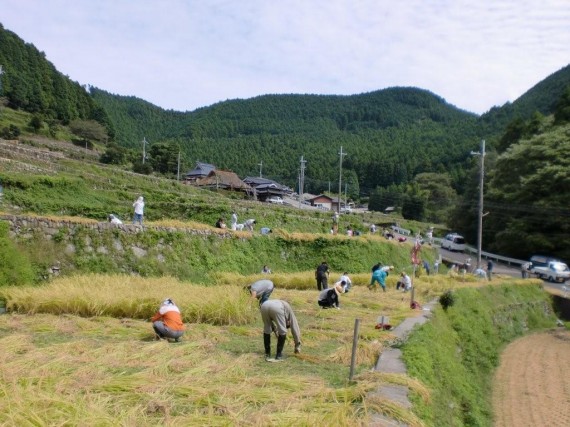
<box><xmin>317</xmin><ymin>281</ymin><xmax>345</xmax><ymax>309</ymax></box>
<box><xmin>487</xmin><ymin>260</ymin><xmax>494</xmax><ymax>281</ymax></box>
<box><xmin>260</xmin><ymin>300</ymin><xmax>301</xmax><ymax>361</ymax></box>
<box><xmin>315</xmin><ymin>261</ymin><xmax>329</xmax><ymax>290</ymax></box>
<box><xmin>372</xmin><ymin>262</ymin><xmax>383</xmax><ymax>273</ymax></box>
<box><xmin>423</xmin><ymin>260</ymin><xmax>430</xmax><ymax>275</ymax></box>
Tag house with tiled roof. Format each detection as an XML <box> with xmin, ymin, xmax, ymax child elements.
<box><xmin>184</xmin><ymin>162</ymin><xmax>216</xmax><ymax>183</ymax></box>
<box><xmin>242</xmin><ymin>177</ymin><xmax>292</xmax><ymax>201</ymax></box>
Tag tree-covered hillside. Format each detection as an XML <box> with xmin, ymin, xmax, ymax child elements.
<box><xmin>0</xmin><ymin>25</ymin><xmax>109</xmax><ymax>128</ymax></box>
<box><xmin>479</xmin><ymin>64</ymin><xmax>570</xmax><ymax>136</ymax></box>
<box><xmin>92</xmin><ymin>87</ymin><xmax>482</xmax><ymax>194</ymax></box>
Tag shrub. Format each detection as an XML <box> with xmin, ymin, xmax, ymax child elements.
<box><xmin>439</xmin><ymin>290</ymin><xmax>455</xmax><ymax>310</ymax></box>
<box><xmin>0</xmin><ymin>221</ymin><xmax>36</xmax><ymax>286</ymax></box>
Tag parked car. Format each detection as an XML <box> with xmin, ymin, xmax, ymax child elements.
<box><xmin>441</xmin><ymin>233</ymin><xmax>466</xmax><ymax>252</ymax></box>
<box><xmin>267</xmin><ymin>196</ymin><xmax>284</xmax><ymax>204</ymax></box>
<box><xmin>340</xmin><ymin>206</ymin><xmax>352</xmax><ymax>213</ymax></box>
<box><xmin>529</xmin><ymin>255</ymin><xmax>570</xmax><ymax>283</ymax></box>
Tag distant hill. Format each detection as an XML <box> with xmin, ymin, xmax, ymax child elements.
<box><xmin>479</xmin><ymin>64</ymin><xmax>570</xmax><ymax>133</ymax></box>
<box><xmin>2</xmin><ymin>22</ymin><xmax>569</xmax><ymax>197</ymax></box>
<box><xmin>92</xmin><ymin>87</ymin><xmax>482</xmax><ymax>194</ymax></box>
<box><xmin>0</xmin><ymin>24</ymin><xmax>108</xmax><ymax>127</ymax></box>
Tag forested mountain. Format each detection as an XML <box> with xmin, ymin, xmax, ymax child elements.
<box><xmin>92</xmin><ymin>87</ymin><xmax>482</xmax><ymax>195</ymax></box>
<box><xmin>479</xmin><ymin>64</ymin><xmax>570</xmax><ymax>136</ymax></box>
<box><xmin>0</xmin><ymin>25</ymin><xmax>109</xmax><ymax>128</ymax></box>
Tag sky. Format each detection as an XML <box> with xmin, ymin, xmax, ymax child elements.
<box><xmin>1</xmin><ymin>0</ymin><xmax>569</xmax><ymax>115</ymax></box>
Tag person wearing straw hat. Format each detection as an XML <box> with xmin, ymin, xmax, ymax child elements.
<box><xmin>317</xmin><ymin>280</ymin><xmax>345</xmax><ymax>309</ymax></box>
<box><xmin>151</xmin><ymin>298</ymin><xmax>185</xmax><ymax>342</ymax></box>
<box><xmin>260</xmin><ymin>299</ymin><xmax>301</xmax><ymax>361</ymax></box>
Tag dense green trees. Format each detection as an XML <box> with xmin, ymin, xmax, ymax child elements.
<box><xmin>0</xmin><ymin>25</ymin><xmax>112</xmax><ymax>133</ymax></box>
<box><xmin>484</xmin><ymin>121</ymin><xmax>570</xmax><ymax>260</ymax></box>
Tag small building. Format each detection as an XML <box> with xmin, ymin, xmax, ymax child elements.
<box><xmin>307</xmin><ymin>195</ymin><xmax>347</xmax><ymax>211</ymax></box>
<box><xmin>242</xmin><ymin>177</ymin><xmax>292</xmax><ymax>201</ymax></box>
<box><xmin>184</xmin><ymin>162</ymin><xmax>216</xmax><ymax>183</ymax></box>
<box><xmin>307</xmin><ymin>195</ymin><xmax>333</xmax><ymax>210</ymax></box>
<box><xmin>195</xmin><ymin>170</ymin><xmax>251</xmax><ymax>192</ymax></box>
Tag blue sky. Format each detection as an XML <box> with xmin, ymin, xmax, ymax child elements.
<box><xmin>1</xmin><ymin>0</ymin><xmax>568</xmax><ymax>114</ymax></box>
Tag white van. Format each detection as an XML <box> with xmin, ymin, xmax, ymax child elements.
<box><xmin>441</xmin><ymin>233</ymin><xmax>466</xmax><ymax>252</ymax></box>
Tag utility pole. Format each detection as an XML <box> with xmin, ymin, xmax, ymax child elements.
<box><xmin>177</xmin><ymin>150</ymin><xmax>181</xmax><ymax>181</ymax></box>
<box><xmin>298</xmin><ymin>155</ymin><xmax>306</xmax><ymax>208</ymax></box>
<box><xmin>142</xmin><ymin>137</ymin><xmax>148</xmax><ymax>164</ymax></box>
<box><xmin>471</xmin><ymin>140</ymin><xmax>486</xmax><ymax>269</ymax></box>
<box><xmin>338</xmin><ymin>146</ymin><xmax>346</xmax><ymax>214</ymax></box>
<box><xmin>258</xmin><ymin>161</ymin><xmax>263</xmax><ymax>178</ymax></box>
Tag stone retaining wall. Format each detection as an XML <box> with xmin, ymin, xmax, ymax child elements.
<box><xmin>0</xmin><ymin>214</ymin><xmax>235</xmax><ymax>241</ymax></box>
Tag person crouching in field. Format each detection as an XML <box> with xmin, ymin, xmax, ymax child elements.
<box><xmin>248</xmin><ymin>279</ymin><xmax>274</xmax><ymax>306</ymax></box>
<box><xmin>260</xmin><ymin>300</ymin><xmax>302</xmax><ymax>361</ymax></box>
<box><xmin>318</xmin><ymin>280</ymin><xmax>345</xmax><ymax>309</ymax></box>
<box><xmin>151</xmin><ymin>298</ymin><xmax>185</xmax><ymax>342</ymax></box>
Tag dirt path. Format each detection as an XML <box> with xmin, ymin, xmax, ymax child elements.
<box><xmin>493</xmin><ymin>330</ymin><xmax>570</xmax><ymax>427</ymax></box>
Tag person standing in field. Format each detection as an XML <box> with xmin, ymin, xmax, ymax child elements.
<box><xmin>133</xmin><ymin>196</ymin><xmax>145</xmax><ymax>225</ymax></box>
<box><xmin>487</xmin><ymin>260</ymin><xmax>494</xmax><ymax>281</ymax></box>
<box><xmin>248</xmin><ymin>279</ymin><xmax>274</xmax><ymax>305</ymax></box>
<box><xmin>230</xmin><ymin>211</ymin><xmax>238</xmax><ymax>231</ymax></box>
<box><xmin>151</xmin><ymin>298</ymin><xmax>185</xmax><ymax>342</ymax></box>
<box><xmin>369</xmin><ymin>266</ymin><xmax>387</xmax><ymax>292</ymax></box>
<box><xmin>260</xmin><ymin>299</ymin><xmax>301</xmax><ymax>361</ymax></box>
<box><xmin>315</xmin><ymin>261</ymin><xmax>330</xmax><ymax>290</ymax></box>
<box><xmin>332</xmin><ymin>212</ymin><xmax>339</xmax><ymax>235</ymax></box>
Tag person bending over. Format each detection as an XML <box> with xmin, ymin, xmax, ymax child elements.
<box><xmin>248</xmin><ymin>279</ymin><xmax>275</xmax><ymax>306</ymax></box>
<box><xmin>260</xmin><ymin>300</ymin><xmax>301</xmax><ymax>361</ymax></box>
<box><xmin>318</xmin><ymin>281</ymin><xmax>345</xmax><ymax>309</ymax></box>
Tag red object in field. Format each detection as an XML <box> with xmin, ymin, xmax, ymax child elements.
<box><xmin>375</xmin><ymin>323</ymin><xmax>392</xmax><ymax>330</ymax></box>
<box><xmin>398</xmin><ymin>237</ymin><xmax>407</xmax><ymax>242</ymax></box>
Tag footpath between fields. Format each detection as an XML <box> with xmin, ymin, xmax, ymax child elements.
<box><xmin>368</xmin><ymin>299</ymin><xmax>438</xmax><ymax>427</ymax></box>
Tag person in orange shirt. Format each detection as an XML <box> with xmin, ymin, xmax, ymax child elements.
<box><xmin>151</xmin><ymin>298</ymin><xmax>185</xmax><ymax>342</ymax></box>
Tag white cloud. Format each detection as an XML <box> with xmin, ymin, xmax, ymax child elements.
<box><xmin>1</xmin><ymin>0</ymin><xmax>568</xmax><ymax>114</ymax></box>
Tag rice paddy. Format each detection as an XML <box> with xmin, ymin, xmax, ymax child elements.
<box><xmin>0</xmin><ymin>272</ymin><xmax>507</xmax><ymax>425</ymax></box>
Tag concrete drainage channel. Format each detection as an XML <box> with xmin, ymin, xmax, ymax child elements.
<box><xmin>368</xmin><ymin>299</ymin><xmax>438</xmax><ymax>426</ymax></box>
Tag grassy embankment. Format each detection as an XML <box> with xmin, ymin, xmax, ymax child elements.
<box><xmin>402</xmin><ymin>281</ymin><xmax>560</xmax><ymax>426</ymax></box>
<box><xmin>0</xmin><ymin>271</ymin><xmax>501</xmax><ymax>426</ymax></box>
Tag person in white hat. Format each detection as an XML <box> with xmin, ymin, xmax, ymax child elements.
<box><xmin>151</xmin><ymin>298</ymin><xmax>185</xmax><ymax>342</ymax></box>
